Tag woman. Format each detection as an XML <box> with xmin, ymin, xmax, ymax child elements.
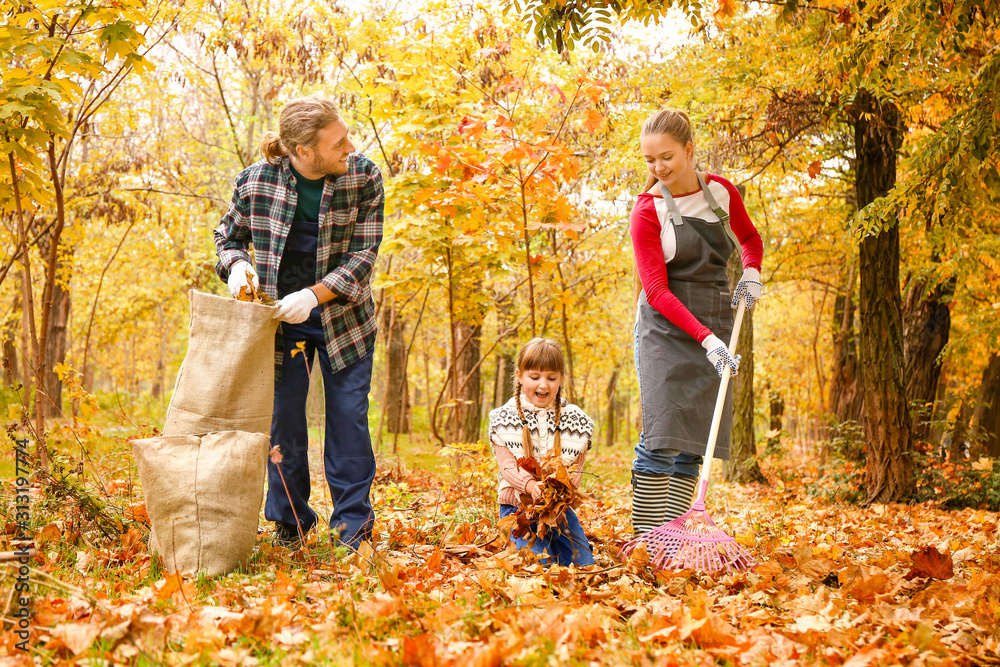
<box><xmin>629</xmin><ymin>109</ymin><xmax>764</xmax><ymax>535</ymax></box>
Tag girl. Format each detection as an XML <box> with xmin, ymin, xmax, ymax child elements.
<box><xmin>488</xmin><ymin>338</ymin><xmax>596</xmax><ymax>566</ymax></box>
<box><xmin>630</xmin><ymin>110</ymin><xmax>764</xmax><ymax>535</ymax></box>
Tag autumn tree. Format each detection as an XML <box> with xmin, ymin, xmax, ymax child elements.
<box><xmin>1</xmin><ymin>0</ymin><xmax>185</xmax><ymax>463</ymax></box>
<box><xmin>332</xmin><ymin>7</ymin><xmax>632</xmax><ymax>445</ymax></box>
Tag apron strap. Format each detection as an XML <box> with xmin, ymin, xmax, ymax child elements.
<box><xmin>696</xmin><ymin>172</ymin><xmax>730</xmax><ymax>224</ymax></box>
<box><xmin>657</xmin><ymin>181</ymin><xmax>686</xmax><ymax>226</ymax></box>
<box><xmin>696</xmin><ymin>171</ymin><xmax>742</xmax><ymax>252</ymax></box>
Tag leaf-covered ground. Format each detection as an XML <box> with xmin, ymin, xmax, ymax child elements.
<box><xmin>3</xmin><ymin>440</ymin><xmax>1000</xmax><ymax>666</ymax></box>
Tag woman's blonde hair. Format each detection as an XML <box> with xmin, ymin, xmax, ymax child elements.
<box><xmin>640</xmin><ymin>109</ymin><xmax>695</xmax><ymax>192</ymax></box>
<box><xmin>513</xmin><ymin>338</ymin><xmax>566</xmax><ymax>459</ymax></box>
<box><xmin>259</xmin><ymin>93</ymin><xmax>341</xmax><ymax>164</ymax></box>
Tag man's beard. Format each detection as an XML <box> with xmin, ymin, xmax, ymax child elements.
<box><xmin>311</xmin><ymin>153</ymin><xmax>349</xmax><ymax>176</ymax></box>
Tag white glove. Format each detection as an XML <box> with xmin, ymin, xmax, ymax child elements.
<box><xmin>702</xmin><ymin>334</ymin><xmax>741</xmax><ymax>378</ymax></box>
<box><xmin>732</xmin><ymin>267</ymin><xmax>763</xmax><ymax>310</ymax></box>
<box><xmin>227</xmin><ymin>260</ymin><xmax>259</xmax><ymax>298</ymax></box>
<box><xmin>275</xmin><ymin>287</ymin><xmax>319</xmax><ymax>324</ymax></box>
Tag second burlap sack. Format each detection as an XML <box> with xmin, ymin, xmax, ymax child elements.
<box><xmin>133</xmin><ymin>431</ymin><xmax>269</xmax><ymax>576</ymax></box>
<box><xmin>164</xmin><ymin>290</ymin><xmax>279</xmax><ymax>436</ymax></box>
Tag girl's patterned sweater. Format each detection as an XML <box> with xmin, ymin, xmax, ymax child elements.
<box><xmin>488</xmin><ymin>395</ymin><xmax>594</xmax><ymax>506</ymax></box>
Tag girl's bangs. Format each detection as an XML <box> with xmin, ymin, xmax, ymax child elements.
<box><xmin>519</xmin><ymin>341</ymin><xmax>565</xmax><ymax>374</ymax></box>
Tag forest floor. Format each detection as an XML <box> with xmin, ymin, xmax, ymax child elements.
<box><xmin>1</xmin><ymin>427</ymin><xmax>999</xmax><ymax>666</ymax></box>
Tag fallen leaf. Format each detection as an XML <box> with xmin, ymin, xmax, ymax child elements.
<box><xmin>842</xmin><ymin>646</ymin><xmax>888</xmax><ymax>667</ymax></box>
<box><xmin>402</xmin><ymin>633</ymin><xmax>437</xmax><ymax>667</ymax></box>
<box><xmin>638</xmin><ymin>616</ymin><xmax>677</xmax><ymax>643</ymax></box>
<box><xmin>156</xmin><ymin>572</ymin><xmax>196</xmax><ymax>603</ymax></box>
<box><xmin>794</xmin><ymin>544</ymin><xmax>834</xmax><ymax>581</ymax></box>
<box><xmin>127</xmin><ymin>502</ymin><xmax>149</xmax><ymax>524</ymax></box>
<box><xmin>792</xmin><ymin>614</ymin><xmax>834</xmax><ymax>633</ymax></box>
<box><xmin>359</xmin><ymin>592</ymin><xmax>404</xmax><ymax>617</ymax></box>
<box><xmin>75</xmin><ymin>549</ymin><xmax>95</xmax><ymax>574</ymax></box>
<box><xmin>35</xmin><ymin>523</ymin><xmax>61</xmax><ymax>546</ymax></box>
<box><xmin>690</xmin><ymin>610</ymin><xmax>737</xmax><ymax>648</ymax></box>
<box><xmin>755</xmin><ymin>560</ymin><xmax>783</xmax><ymax>576</ymax></box>
<box><xmin>274</xmin><ymin>628</ymin><xmax>309</xmax><ymax>646</ymax></box>
<box><xmin>380</xmin><ymin>561</ymin><xmax>402</xmax><ymax>594</ymax></box>
<box><xmin>841</xmin><ymin>566</ymin><xmax>890</xmax><ymax>603</ymax></box>
<box><xmin>904</xmin><ymin>546</ymin><xmax>954</xmax><ymax>581</ymax></box>
<box><xmin>423</xmin><ymin>548</ymin><xmax>443</xmax><ymax>574</ymax></box>
<box><xmin>49</xmin><ymin>622</ymin><xmax>101</xmax><ymax>656</ymax></box>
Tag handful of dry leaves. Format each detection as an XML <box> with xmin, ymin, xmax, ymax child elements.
<box><xmin>498</xmin><ymin>449</ymin><xmax>589</xmax><ymax>542</ymax></box>
<box><xmin>234</xmin><ymin>269</ymin><xmax>274</xmax><ymax>305</ymax></box>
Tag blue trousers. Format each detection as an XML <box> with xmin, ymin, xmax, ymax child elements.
<box><xmin>499</xmin><ymin>504</ymin><xmax>595</xmax><ymax>567</ymax></box>
<box><xmin>265</xmin><ymin>309</ymin><xmax>375</xmax><ymax>548</ymax></box>
<box><xmin>632</xmin><ymin>320</ymin><xmax>703</xmax><ymax>478</ymax></box>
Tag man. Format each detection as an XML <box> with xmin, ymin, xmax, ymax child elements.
<box><xmin>214</xmin><ymin>93</ymin><xmax>383</xmax><ymax>549</ymax></box>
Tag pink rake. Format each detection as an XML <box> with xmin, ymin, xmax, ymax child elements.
<box><xmin>620</xmin><ymin>300</ymin><xmax>756</xmax><ymax>575</ymax></box>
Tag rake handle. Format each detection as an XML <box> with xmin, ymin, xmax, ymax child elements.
<box><xmin>692</xmin><ymin>299</ymin><xmax>747</xmax><ymax>509</ymax></box>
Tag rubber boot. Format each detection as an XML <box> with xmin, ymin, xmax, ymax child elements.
<box><xmin>631</xmin><ymin>471</ymin><xmax>670</xmax><ymax>535</ymax></box>
<box><xmin>663</xmin><ymin>474</ymin><xmax>699</xmax><ymax>523</ymax></box>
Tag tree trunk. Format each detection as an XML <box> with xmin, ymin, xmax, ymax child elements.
<box><xmin>2</xmin><ymin>337</ymin><xmax>16</xmax><ymax>388</ymax></box>
<box><xmin>451</xmin><ymin>321</ymin><xmax>482</xmax><ymax>442</ymax></box>
<box><xmin>422</xmin><ymin>341</ymin><xmax>431</xmax><ymax>444</ymax></box>
<box><xmin>385</xmin><ymin>307</ymin><xmax>410</xmax><ymax>434</ymax></box>
<box><xmin>769</xmin><ymin>388</ymin><xmax>784</xmax><ymax>440</ymax></box>
<box><xmin>854</xmin><ymin>90</ymin><xmax>913</xmax><ymax>503</ymax></box>
<box><xmin>501</xmin><ymin>353</ymin><xmax>515</xmax><ymax>404</ymax></box>
<box><xmin>929</xmin><ymin>363</ymin><xmax>951</xmax><ymax>449</ymax></box>
<box><xmin>9</xmin><ymin>152</ymin><xmax>42</xmax><ymax>463</ymax></box>
<box><xmin>551</xmin><ymin>230</ymin><xmax>576</xmax><ymax>402</ymax></box>
<box><xmin>151</xmin><ymin>305</ymin><xmax>167</xmax><ymax>399</ymax></box>
<box><xmin>724</xmin><ymin>249</ymin><xmax>765</xmax><ymax>483</ymax></box>
<box><xmin>495</xmin><ymin>353</ymin><xmax>515</xmax><ymax>408</ymax></box>
<box><xmin>4</xmin><ymin>289</ymin><xmax>19</xmax><ymax>386</ymax></box>
<box><xmin>971</xmin><ymin>353</ymin><xmax>1000</xmax><ymax>457</ymax></box>
<box><xmin>829</xmin><ymin>262</ymin><xmax>862</xmax><ymax>425</ymax></box>
<box><xmin>950</xmin><ymin>401</ymin><xmax>972</xmax><ymax>461</ymax></box>
<box><xmin>903</xmin><ymin>272</ymin><xmax>955</xmax><ymax>438</ymax></box>
<box><xmin>40</xmin><ymin>280</ymin><xmax>70</xmax><ymax>418</ymax></box>
<box><xmin>18</xmin><ymin>272</ymin><xmax>33</xmax><ymax>409</ymax></box>
<box><xmin>520</xmin><ymin>185</ymin><xmax>536</xmax><ymax>336</ymax></box>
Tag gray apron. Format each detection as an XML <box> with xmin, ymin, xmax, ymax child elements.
<box><xmin>636</xmin><ymin>172</ymin><xmax>737</xmax><ymax>459</ymax></box>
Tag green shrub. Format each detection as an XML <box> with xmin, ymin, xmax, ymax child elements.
<box><xmin>913</xmin><ymin>448</ymin><xmax>1000</xmax><ymax>511</ymax></box>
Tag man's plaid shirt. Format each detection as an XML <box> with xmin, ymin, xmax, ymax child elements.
<box><xmin>214</xmin><ymin>153</ymin><xmax>384</xmax><ymax>373</ymax></box>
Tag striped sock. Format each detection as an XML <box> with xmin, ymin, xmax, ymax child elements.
<box><xmin>663</xmin><ymin>474</ymin><xmax>699</xmax><ymax>523</ymax></box>
<box><xmin>631</xmin><ymin>472</ymin><xmax>670</xmax><ymax>535</ymax></box>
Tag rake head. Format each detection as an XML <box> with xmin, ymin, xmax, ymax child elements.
<box><xmin>621</xmin><ymin>503</ymin><xmax>756</xmax><ymax>575</ymax></box>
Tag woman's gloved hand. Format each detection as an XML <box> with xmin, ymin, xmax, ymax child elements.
<box><xmin>702</xmin><ymin>334</ymin><xmax>741</xmax><ymax>377</ymax></box>
<box><xmin>732</xmin><ymin>267</ymin><xmax>763</xmax><ymax>310</ymax></box>
<box><xmin>227</xmin><ymin>260</ymin><xmax>259</xmax><ymax>298</ymax></box>
<box><xmin>274</xmin><ymin>287</ymin><xmax>319</xmax><ymax>324</ymax></box>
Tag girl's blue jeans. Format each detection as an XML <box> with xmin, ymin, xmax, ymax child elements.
<box><xmin>499</xmin><ymin>505</ymin><xmax>595</xmax><ymax>567</ymax></box>
<box><xmin>632</xmin><ymin>320</ymin><xmax>704</xmax><ymax>478</ymax></box>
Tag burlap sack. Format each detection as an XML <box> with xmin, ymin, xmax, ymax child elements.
<box><xmin>133</xmin><ymin>431</ymin><xmax>269</xmax><ymax>576</ymax></box>
<box><xmin>164</xmin><ymin>290</ymin><xmax>279</xmax><ymax>436</ymax></box>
